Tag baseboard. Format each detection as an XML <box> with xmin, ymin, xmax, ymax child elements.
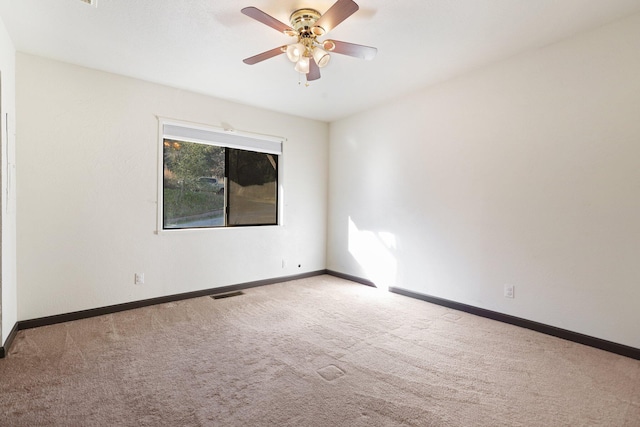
<box><xmin>389</xmin><ymin>286</ymin><xmax>640</xmax><ymax>361</ymax></box>
<box><xmin>325</xmin><ymin>269</ymin><xmax>639</xmax><ymax>360</ymax></box>
<box><xmin>325</xmin><ymin>269</ymin><xmax>376</xmax><ymax>287</ymax></box>
<box><xmin>15</xmin><ymin>270</ymin><xmax>326</xmax><ymax>333</ymax></box>
<box><xmin>0</xmin><ymin>321</ymin><xmax>19</xmax><ymax>359</ymax></box>
<box><xmin>8</xmin><ymin>269</ymin><xmax>638</xmax><ymax>361</ymax></box>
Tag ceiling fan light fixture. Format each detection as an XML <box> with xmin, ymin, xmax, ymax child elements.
<box><xmin>294</xmin><ymin>56</ymin><xmax>310</xmax><ymax>74</ymax></box>
<box><xmin>286</xmin><ymin>43</ymin><xmax>305</xmax><ymax>62</ymax></box>
<box><xmin>313</xmin><ymin>47</ymin><xmax>331</xmax><ymax>68</ymax></box>
<box><xmin>322</xmin><ymin>40</ymin><xmax>336</xmax><ymax>51</ymax></box>
<box><xmin>312</xmin><ymin>26</ymin><xmax>325</xmax><ymax>36</ymax></box>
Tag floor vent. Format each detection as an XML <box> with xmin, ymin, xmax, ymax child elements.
<box><xmin>210</xmin><ymin>291</ymin><xmax>244</xmax><ymax>300</ymax></box>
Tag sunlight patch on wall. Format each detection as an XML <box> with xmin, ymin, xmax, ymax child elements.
<box><xmin>348</xmin><ymin>217</ymin><xmax>397</xmax><ymax>291</ymax></box>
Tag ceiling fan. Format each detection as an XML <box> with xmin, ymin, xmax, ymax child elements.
<box><xmin>241</xmin><ymin>0</ymin><xmax>377</xmax><ymax>82</ymax></box>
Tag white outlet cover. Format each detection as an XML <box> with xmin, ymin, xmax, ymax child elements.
<box><xmin>504</xmin><ymin>284</ymin><xmax>514</xmax><ymax>298</ymax></box>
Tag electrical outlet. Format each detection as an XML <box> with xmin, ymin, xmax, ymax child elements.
<box><xmin>504</xmin><ymin>284</ymin><xmax>514</xmax><ymax>298</ymax></box>
<box><xmin>282</xmin><ymin>259</ymin><xmax>287</xmax><ymax>269</ymax></box>
<box><xmin>135</xmin><ymin>273</ymin><xmax>145</xmax><ymax>285</ymax></box>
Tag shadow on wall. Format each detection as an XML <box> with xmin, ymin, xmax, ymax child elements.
<box><xmin>348</xmin><ymin>216</ymin><xmax>397</xmax><ymax>291</ymax></box>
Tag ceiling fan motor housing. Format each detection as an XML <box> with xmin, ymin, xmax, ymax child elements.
<box><xmin>290</xmin><ymin>9</ymin><xmax>323</xmax><ymax>37</ymax></box>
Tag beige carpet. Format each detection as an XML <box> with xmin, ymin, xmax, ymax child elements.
<box><xmin>0</xmin><ymin>275</ymin><xmax>638</xmax><ymax>426</ymax></box>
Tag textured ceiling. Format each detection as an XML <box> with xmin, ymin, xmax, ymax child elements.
<box><xmin>2</xmin><ymin>0</ymin><xmax>640</xmax><ymax>122</ymax></box>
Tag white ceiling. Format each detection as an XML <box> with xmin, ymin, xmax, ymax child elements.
<box><xmin>2</xmin><ymin>0</ymin><xmax>640</xmax><ymax>122</ymax></box>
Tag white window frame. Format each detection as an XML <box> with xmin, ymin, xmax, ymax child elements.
<box><xmin>156</xmin><ymin>118</ymin><xmax>285</xmax><ymax>233</ymax></box>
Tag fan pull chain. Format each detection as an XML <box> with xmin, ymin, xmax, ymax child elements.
<box><xmin>296</xmin><ymin>68</ymin><xmax>311</xmax><ymax>87</ymax></box>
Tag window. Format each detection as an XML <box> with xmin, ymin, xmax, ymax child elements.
<box><xmin>160</xmin><ymin>122</ymin><xmax>282</xmax><ymax>230</ymax></box>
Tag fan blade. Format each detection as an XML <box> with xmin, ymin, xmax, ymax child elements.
<box><xmin>241</xmin><ymin>7</ymin><xmax>296</xmax><ymax>36</ymax></box>
<box><xmin>313</xmin><ymin>0</ymin><xmax>359</xmax><ymax>35</ymax></box>
<box><xmin>243</xmin><ymin>46</ymin><xmax>285</xmax><ymax>65</ymax></box>
<box><xmin>325</xmin><ymin>40</ymin><xmax>377</xmax><ymax>60</ymax></box>
<box><xmin>307</xmin><ymin>60</ymin><xmax>321</xmax><ymax>81</ymax></box>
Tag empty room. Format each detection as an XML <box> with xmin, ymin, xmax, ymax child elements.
<box><xmin>0</xmin><ymin>0</ymin><xmax>639</xmax><ymax>425</ymax></box>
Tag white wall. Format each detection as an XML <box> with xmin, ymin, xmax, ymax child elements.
<box><xmin>0</xmin><ymin>16</ymin><xmax>17</xmax><ymax>345</ymax></box>
<box><xmin>327</xmin><ymin>13</ymin><xmax>640</xmax><ymax>348</ymax></box>
<box><xmin>17</xmin><ymin>54</ymin><xmax>328</xmax><ymax>321</ymax></box>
